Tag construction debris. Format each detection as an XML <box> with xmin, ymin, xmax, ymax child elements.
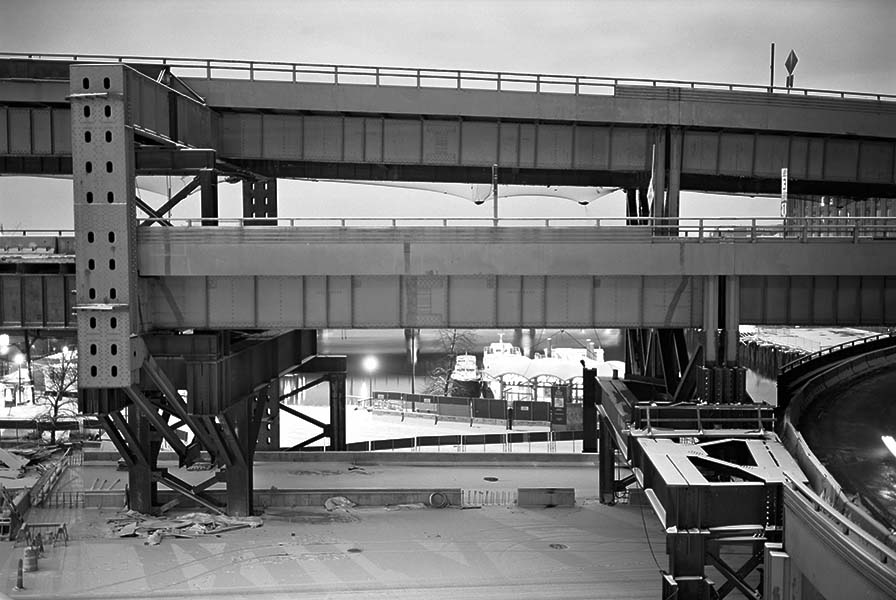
<box><xmin>107</xmin><ymin>510</ymin><xmax>263</xmax><ymax>543</ymax></box>
<box><xmin>324</xmin><ymin>496</ymin><xmax>355</xmax><ymax>512</ymax></box>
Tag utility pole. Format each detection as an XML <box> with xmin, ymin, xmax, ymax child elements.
<box><xmin>769</xmin><ymin>43</ymin><xmax>775</xmax><ymax>90</ymax></box>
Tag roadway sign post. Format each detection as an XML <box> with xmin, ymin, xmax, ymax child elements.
<box><xmin>781</xmin><ymin>168</ymin><xmax>788</xmax><ymax>218</ymax></box>
<box><xmin>785</xmin><ymin>50</ymin><xmax>798</xmax><ymax>88</ymax></box>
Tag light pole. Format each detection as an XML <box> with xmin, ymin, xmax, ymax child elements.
<box><xmin>13</xmin><ymin>354</ymin><xmax>24</xmax><ymax>405</ymax></box>
<box><xmin>362</xmin><ymin>355</ymin><xmax>379</xmax><ymax>407</ymax></box>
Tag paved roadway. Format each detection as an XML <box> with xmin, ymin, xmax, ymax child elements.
<box><xmin>2</xmin><ymin>490</ymin><xmax>665</xmax><ymax>599</ymax></box>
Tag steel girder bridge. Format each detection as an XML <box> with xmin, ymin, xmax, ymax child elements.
<box><xmin>2</xmin><ymin>54</ymin><xmax>896</xmax><ymax>599</ymax></box>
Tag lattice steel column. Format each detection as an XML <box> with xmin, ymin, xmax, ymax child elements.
<box><xmin>70</xmin><ymin>64</ymin><xmax>140</xmax><ymax>390</ymax></box>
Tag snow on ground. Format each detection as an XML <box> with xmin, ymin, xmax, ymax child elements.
<box><xmin>279</xmin><ymin>404</ymin><xmax>549</xmax><ymax>448</ymax></box>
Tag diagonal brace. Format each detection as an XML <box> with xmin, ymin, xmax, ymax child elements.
<box><xmin>715</xmin><ymin>551</ymin><xmax>763</xmax><ymax>599</ymax></box>
<box><xmin>280</xmin><ymin>376</ymin><xmax>328</xmax><ymax>401</ymax></box>
<box><xmin>139</xmin><ymin>176</ymin><xmax>202</xmax><ymax>227</ymax></box>
<box><xmin>706</xmin><ymin>550</ymin><xmax>761</xmax><ymax>600</ymax></box>
<box><xmin>289</xmin><ymin>431</ymin><xmax>328</xmax><ymax>451</ymax></box>
<box><xmin>279</xmin><ymin>402</ymin><xmax>330</xmax><ymax>431</ymax></box>
<box><xmin>102</xmin><ymin>413</ymin><xmax>149</xmax><ymax>467</ymax></box>
<box><xmin>123</xmin><ymin>386</ymin><xmax>189</xmax><ymax>462</ymax></box>
<box><xmin>154</xmin><ymin>470</ymin><xmax>224</xmax><ymax>515</ymax></box>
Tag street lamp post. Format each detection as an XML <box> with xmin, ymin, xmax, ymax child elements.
<box><xmin>362</xmin><ymin>355</ymin><xmax>379</xmax><ymax>408</ymax></box>
<box><xmin>13</xmin><ymin>354</ymin><xmax>24</xmax><ymax>405</ymax></box>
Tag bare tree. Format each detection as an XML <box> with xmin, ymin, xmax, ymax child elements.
<box><xmin>36</xmin><ymin>349</ymin><xmax>78</xmax><ymax>444</ymax></box>
<box><xmin>423</xmin><ymin>329</ymin><xmax>478</xmax><ymax>396</ymax></box>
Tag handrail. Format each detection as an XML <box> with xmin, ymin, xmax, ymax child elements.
<box><xmin>780</xmin><ymin>330</ymin><xmax>896</xmax><ymax>374</ymax></box>
<box><xmin>5</xmin><ymin>216</ymin><xmax>896</xmax><ymax>242</ymax></box>
<box><xmin>3</xmin><ymin>52</ymin><xmax>893</xmax><ymax>103</ymax></box>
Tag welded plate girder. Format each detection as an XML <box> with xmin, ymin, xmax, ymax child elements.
<box><xmin>185</xmin><ymin>329</ymin><xmax>317</xmax><ymax>414</ymax></box>
<box><xmin>633</xmin><ymin>437</ymin><xmax>783</xmax><ymax>530</ymax></box>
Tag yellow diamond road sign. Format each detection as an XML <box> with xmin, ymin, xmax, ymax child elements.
<box><xmin>785</xmin><ymin>50</ymin><xmax>798</xmax><ymax>74</ymax></box>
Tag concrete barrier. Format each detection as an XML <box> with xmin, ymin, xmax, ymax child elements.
<box><xmin>517</xmin><ymin>487</ymin><xmax>576</xmax><ymax>508</ymax></box>
<box><xmin>84</xmin><ymin>450</ymin><xmax>597</xmax><ymax>467</ymax></box>
<box><xmin>84</xmin><ymin>488</ymin><xmax>462</xmax><ymax>510</ymax></box>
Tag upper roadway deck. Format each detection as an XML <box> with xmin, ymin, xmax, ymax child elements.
<box><xmin>3</xmin><ymin>217</ymin><xmax>895</xmax><ymax>331</ymax></box>
<box><xmin>2</xmin><ymin>53</ymin><xmax>896</xmax><ymax>197</ymax></box>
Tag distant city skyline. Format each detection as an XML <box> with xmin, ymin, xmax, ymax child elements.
<box><xmin>0</xmin><ymin>0</ymin><xmax>891</xmax><ymax>227</ymax></box>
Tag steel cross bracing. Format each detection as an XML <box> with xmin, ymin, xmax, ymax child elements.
<box><xmin>62</xmin><ymin>63</ymin><xmax>350</xmax><ymax>516</ymax></box>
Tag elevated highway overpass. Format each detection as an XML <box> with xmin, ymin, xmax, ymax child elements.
<box><xmin>2</xmin><ymin>53</ymin><xmax>896</xmax><ymax>208</ymax></box>
<box><xmin>2</xmin><ymin>55</ymin><xmax>896</xmax><ymax>599</ymax></box>
<box><xmin>3</xmin><ymin>217</ymin><xmax>895</xmax><ymax>333</ymax></box>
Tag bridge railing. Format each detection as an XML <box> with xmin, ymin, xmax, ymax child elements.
<box><xmin>780</xmin><ymin>330</ymin><xmax>896</xmax><ymax>375</ymax></box>
<box><xmin>132</xmin><ymin>215</ymin><xmax>896</xmax><ymax>239</ymax></box>
<box><xmin>3</xmin><ymin>52</ymin><xmax>894</xmax><ymax>103</ymax></box>
<box><xmin>5</xmin><ymin>217</ymin><xmax>896</xmax><ymax>243</ymax></box>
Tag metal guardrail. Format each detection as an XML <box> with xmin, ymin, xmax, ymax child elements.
<box><xmin>780</xmin><ymin>330</ymin><xmax>896</xmax><ymax>374</ymax></box>
<box><xmin>125</xmin><ymin>215</ymin><xmax>896</xmax><ymax>242</ymax></box>
<box><xmin>5</xmin><ymin>217</ymin><xmax>896</xmax><ymax>244</ymax></box>
<box><xmin>3</xmin><ymin>52</ymin><xmax>894</xmax><ymax>103</ymax></box>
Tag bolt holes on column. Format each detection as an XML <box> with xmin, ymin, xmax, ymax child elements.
<box><xmin>90</xmin><ymin>344</ymin><xmax>97</xmax><ymax>355</ymax></box>
<box><xmin>83</xmin><ymin>106</ymin><xmax>91</xmax><ymax>118</ymax></box>
<box><xmin>88</xmin><ymin>259</ymin><xmax>95</xmax><ymax>270</ymax></box>
<box><xmin>87</xmin><ymin>232</ymin><xmax>94</xmax><ymax>243</ymax></box>
<box><xmin>88</xmin><ymin>288</ymin><xmax>96</xmax><ymax>299</ymax></box>
<box><xmin>111</xmin><ymin>366</ymin><xmax>118</xmax><ymax>377</ymax></box>
<box><xmin>105</xmin><ymin>131</ymin><xmax>112</xmax><ymax>143</ymax></box>
<box><xmin>85</xmin><ymin>161</ymin><xmax>92</xmax><ymax>173</ymax></box>
<box><xmin>108</xmin><ymin>232</ymin><xmax>115</xmax><ymax>243</ymax></box>
<box><xmin>84</xmin><ymin>131</ymin><xmax>91</xmax><ymax>143</ymax></box>
<box><xmin>107</xmin><ymin>192</ymin><xmax>114</xmax><ymax>203</ymax></box>
<box><xmin>110</xmin><ymin>344</ymin><xmax>118</xmax><ymax>356</ymax></box>
<box><xmin>104</xmin><ymin>105</ymin><xmax>111</xmax><ymax>118</ymax></box>
<box><xmin>89</xmin><ymin>317</ymin><xmax>96</xmax><ymax>329</ymax></box>
<box><xmin>110</xmin><ymin>317</ymin><xmax>118</xmax><ymax>329</ymax></box>
<box><xmin>90</xmin><ymin>366</ymin><xmax>97</xmax><ymax>377</ymax></box>
<box><xmin>105</xmin><ymin>161</ymin><xmax>113</xmax><ymax>173</ymax></box>
<box><xmin>109</xmin><ymin>287</ymin><xmax>117</xmax><ymax>299</ymax></box>
<box><xmin>82</xmin><ymin>77</ymin><xmax>90</xmax><ymax>89</ymax></box>
<box><xmin>109</xmin><ymin>258</ymin><xmax>116</xmax><ymax>270</ymax></box>
<box><xmin>86</xmin><ymin>192</ymin><xmax>93</xmax><ymax>204</ymax></box>
<box><xmin>103</xmin><ymin>77</ymin><xmax>110</xmax><ymax>89</ymax></box>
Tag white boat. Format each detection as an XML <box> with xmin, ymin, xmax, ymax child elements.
<box><xmin>448</xmin><ymin>354</ymin><xmax>482</xmax><ymax>398</ymax></box>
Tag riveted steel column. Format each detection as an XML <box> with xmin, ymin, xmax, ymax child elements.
<box><xmin>703</xmin><ymin>276</ymin><xmax>719</xmax><ymax>365</ymax></box>
<box><xmin>200</xmin><ymin>170</ymin><xmax>218</xmax><ymax>226</ymax></box>
<box><xmin>242</xmin><ymin>178</ymin><xmax>277</xmax><ymax>225</ymax></box>
<box><xmin>70</xmin><ymin>64</ymin><xmax>140</xmax><ymax>390</ymax></box>
<box><xmin>127</xmin><ymin>407</ymin><xmax>158</xmax><ymax>512</ymax></box>
<box><xmin>582</xmin><ymin>367</ymin><xmax>597</xmax><ymax>453</ymax></box>
<box><xmin>255</xmin><ymin>381</ymin><xmax>280</xmax><ymax>451</ymax></box>
<box><xmin>724</xmin><ymin>276</ymin><xmax>740</xmax><ymax>366</ymax></box>
<box><xmin>328</xmin><ymin>374</ymin><xmax>346</xmax><ymax>451</ymax></box>
<box><xmin>225</xmin><ymin>398</ymin><xmax>253</xmax><ymax>516</ymax></box>
<box><xmin>651</xmin><ymin>128</ymin><xmax>666</xmax><ymax>219</ymax></box>
<box><xmin>598</xmin><ymin>413</ymin><xmax>615</xmax><ymax>504</ymax></box>
<box><xmin>667</xmin><ymin>126</ymin><xmax>682</xmax><ymax>230</ymax></box>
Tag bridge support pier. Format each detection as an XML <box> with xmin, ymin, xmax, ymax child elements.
<box><xmin>243</xmin><ymin>177</ymin><xmax>277</xmax><ymax>225</ymax></box>
<box><xmin>200</xmin><ymin>170</ymin><xmax>218</xmax><ymax>226</ymax></box>
<box><xmin>699</xmin><ymin>275</ymin><xmax>747</xmax><ymax>403</ymax></box>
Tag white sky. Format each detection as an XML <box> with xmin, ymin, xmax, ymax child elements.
<box><xmin>1</xmin><ymin>0</ymin><xmax>893</xmax><ymax>229</ymax></box>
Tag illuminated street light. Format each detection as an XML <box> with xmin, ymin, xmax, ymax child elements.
<box><xmin>362</xmin><ymin>355</ymin><xmax>379</xmax><ymax>404</ymax></box>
